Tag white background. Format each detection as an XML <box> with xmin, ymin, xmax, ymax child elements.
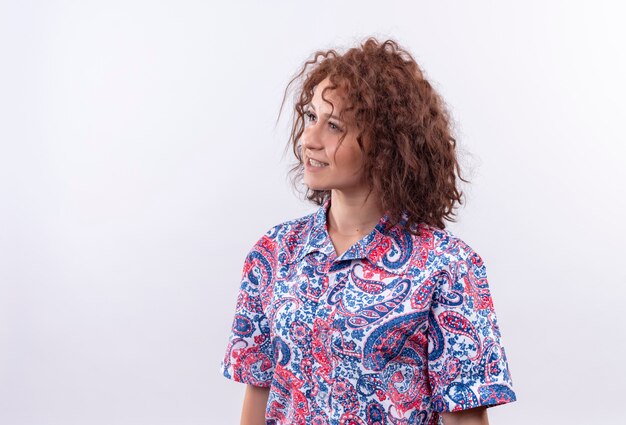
<box><xmin>1</xmin><ymin>1</ymin><xmax>625</xmax><ymax>424</ymax></box>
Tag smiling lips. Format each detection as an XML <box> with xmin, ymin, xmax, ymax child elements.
<box><xmin>308</xmin><ymin>157</ymin><xmax>329</xmax><ymax>167</ymax></box>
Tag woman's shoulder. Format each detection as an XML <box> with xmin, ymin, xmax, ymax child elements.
<box><xmin>408</xmin><ymin>222</ymin><xmax>485</xmax><ymax>268</ymax></box>
<box><xmin>255</xmin><ymin>210</ymin><xmax>315</xmax><ymax>243</ymax></box>
<box><xmin>247</xmin><ymin>210</ymin><xmax>317</xmax><ymax>262</ymax></box>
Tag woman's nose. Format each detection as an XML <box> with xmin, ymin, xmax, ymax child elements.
<box><xmin>302</xmin><ymin>124</ymin><xmax>323</xmax><ymax>150</ymax></box>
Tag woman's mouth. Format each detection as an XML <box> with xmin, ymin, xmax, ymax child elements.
<box><xmin>308</xmin><ymin>158</ymin><xmax>329</xmax><ymax>168</ymax></box>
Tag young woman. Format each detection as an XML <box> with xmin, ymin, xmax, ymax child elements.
<box><xmin>221</xmin><ymin>37</ymin><xmax>517</xmax><ymax>425</ymax></box>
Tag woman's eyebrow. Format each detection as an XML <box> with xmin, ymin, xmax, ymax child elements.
<box><xmin>306</xmin><ymin>103</ymin><xmax>344</xmax><ymax>122</ymax></box>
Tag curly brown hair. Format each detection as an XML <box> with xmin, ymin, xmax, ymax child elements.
<box><xmin>277</xmin><ymin>36</ymin><xmax>471</xmax><ymax>234</ymax></box>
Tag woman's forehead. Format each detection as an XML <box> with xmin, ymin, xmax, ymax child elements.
<box><xmin>312</xmin><ymin>79</ymin><xmax>348</xmax><ymax>111</ymax></box>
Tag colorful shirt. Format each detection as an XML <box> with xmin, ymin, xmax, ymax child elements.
<box><xmin>220</xmin><ymin>198</ymin><xmax>517</xmax><ymax>424</ymax></box>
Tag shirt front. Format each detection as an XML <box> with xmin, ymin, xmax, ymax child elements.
<box><xmin>220</xmin><ymin>198</ymin><xmax>517</xmax><ymax>424</ymax></box>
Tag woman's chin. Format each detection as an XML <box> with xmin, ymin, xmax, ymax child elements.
<box><xmin>304</xmin><ymin>181</ymin><xmax>330</xmax><ymax>191</ymax></box>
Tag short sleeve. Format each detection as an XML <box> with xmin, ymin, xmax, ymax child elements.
<box><xmin>426</xmin><ymin>245</ymin><xmax>517</xmax><ymax>412</ymax></box>
<box><xmin>220</xmin><ymin>234</ymin><xmax>277</xmax><ymax>387</ymax></box>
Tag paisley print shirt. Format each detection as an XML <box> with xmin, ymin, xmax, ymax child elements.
<box><xmin>220</xmin><ymin>198</ymin><xmax>517</xmax><ymax>424</ymax></box>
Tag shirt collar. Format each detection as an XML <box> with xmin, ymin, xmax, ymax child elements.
<box><xmin>288</xmin><ymin>197</ymin><xmax>407</xmax><ymax>264</ymax></box>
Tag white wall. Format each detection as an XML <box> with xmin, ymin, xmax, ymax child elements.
<box><xmin>1</xmin><ymin>1</ymin><xmax>624</xmax><ymax>424</ymax></box>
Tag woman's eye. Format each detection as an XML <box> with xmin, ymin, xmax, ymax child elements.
<box><xmin>304</xmin><ymin>111</ymin><xmax>342</xmax><ymax>132</ymax></box>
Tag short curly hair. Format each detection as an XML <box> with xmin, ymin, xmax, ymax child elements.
<box><xmin>277</xmin><ymin>36</ymin><xmax>471</xmax><ymax>234</ymax></box>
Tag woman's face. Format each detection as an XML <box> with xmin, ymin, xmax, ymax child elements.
<box><xmin>301</xmin><ymin>77</ymin><xmax>367</xmax><ymax>192</ymax></box>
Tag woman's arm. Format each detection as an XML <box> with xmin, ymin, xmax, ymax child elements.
<box><xmin>441</xmin><ymin>406</ymin><xmax>489</xmax><ymax>425</ymax></box>
<box><xmin>240</xmin><ymin>384</ymin><xmax>270</xmax><ymax>425</ymax></box>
